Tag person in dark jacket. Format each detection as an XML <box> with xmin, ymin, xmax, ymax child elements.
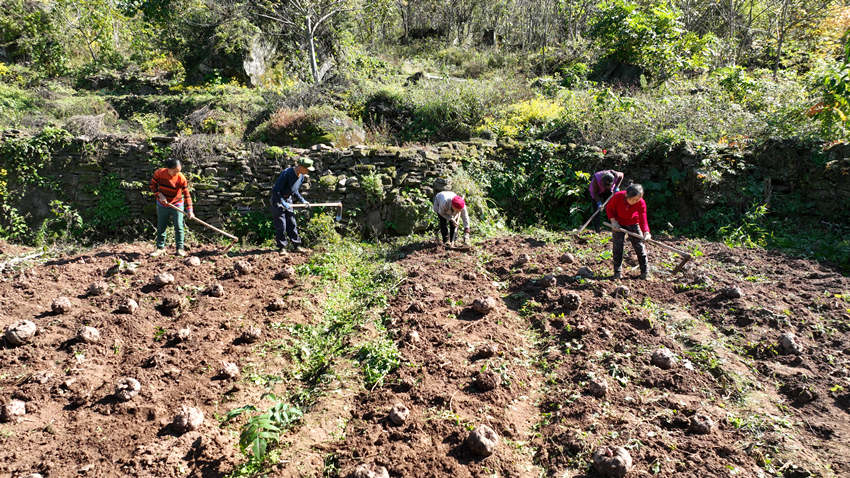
<box><xmin>588</xmin><ymin>169</ymin><xmax>624</xmax><ymax>232</ymax></box>
<box><xmin>270</xmin><ymin>158</ymin><xmax>314</xmax><ymax>253</ymax></box>
<box><xmin>605</xmin><ymin>183</ymin><xmax>651</xmax><ymax>280</ymax></box>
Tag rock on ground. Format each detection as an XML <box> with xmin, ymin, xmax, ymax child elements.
<box><xmin>562</xmin><ymin>292</ymin><xmax>582</xmax><ymax>311</ymax></box>
<box><xmin>87</xmin><ymin>281</ymin><xmax>109</xmax><ymax>296</ymax></box>
<box><xmin>234</xmin><ymin>260</ymin><xmax>253</xmax><ymax>275</ymax></box>
<box><xmin>516</xmin><ymin>253</ymin><xmax>531</xmax><ymax>265</ymax></box>
<box><xmin>0</xmin><ymin>399</ymin><xmax>26</xmax><ymax>422</ymax></box>
<box><xmin>269</xmin><ymin>298</ymin><xmax>287</xmax><ymax>311</ymax></box>
<box><xmin>462</xmin><ymin>271</ymin><xmax>477</xmax><ymax>281</ymax></box>
<box><xmin>651</xmin><ymin>348</ymin><xmax>677</xmax><ymax>369</ymax></box>
<box><xmin>115</xmin><ymin>377</ymin><xmax>141</xmax><ymax>401</ymax></box>
<box><xmin>160</xmin><ymin>295</ymin><xmax>187</xmax><ymax>316</ymax></box>
<box><xmin>240</xmin><ymin>326</ymin><xmax>262</xmax><ymax>343</ymax></box>
<box><xmin>779</xmin><ymin>332</ymin><xmax>802</xmax><ymax>355</ymax></box>
<box><xmin>51</xmin><ymin>296</ymin><xmax>72</xmax><ymax>314</ymax></box>
<box><xmin>541</xmin><ymin>274</ymin><xmax>557</xmax><ymax>288</ymax></box>
<box><xmin>76</xmin><ymin>326</ymin><xmax>101</xmax><ymax>344</ymax></box>
<box><xmin>117</xmin><ymin>297</ymin><xmax>138</xmax><ymax>314</ymax></box>
<box><xmin>473</xmin><ymin>371</ymin><xmax>501</xmax><ymax>391</ymax></box>
<box><xmin>721</xmin><ymin>286</ymin><xmax>743</xmax><ymax>299</ymax></box>
<box><xmin>473</xmin><ymin>343</ymin><xmax>498</xmax><ymax>359</ymax></box>
<box><xmin>173</xmin><ymin>327</ymin><xmax>191</xmax><ymax>342</ymax></box>
<box><xmin>577</xmin><ymin>266</ymin><xmax>594</xmax><ymax>278</ymax></box>
<box><xmin>219</xmin><ymin>361</ymin><xmax>240</xmax><ymax>380</ymax></box>
<box><xmin>389</xmin><ymin>402</ymin><xmax>410</xmax><ymax>425</ymax></box>
<box><xmin>689</xmin><ymin>413</ymin><xmax>714</xmax><ymax>434</ymax></box>
<box><xmin>588</xmin><ymin>378</ymin><xmax>609</xmax><ymax>397</ymax></box>
<box><xmin>592</xmin><ymin>446</ymin><xmax>633</xmax><ymax>478</ymax></box>
<box><xmin>612</xmin><ymin>286</ymin><xmax>630</xmax><ymax>298</ymax></box>
<box><xmin>277</xmin><ymin>265</ymin><xmax>296</xmax><ymax>279</ymax></box>
<box><xmin>185</xmin><ymin>256</ymin><xmax>201</xmax><ymax>267</ymax></box>
<box><xmin>352</xmin><ymin>464</ymin><xmax>389</xmax><ymax>478</ymax></box>
<box><xmin>172</xmin><ymin>406</ymin><xmax>204</xmax><ymax>433</ymax></box>
<box><xmin>559</xmin><ymin>253</ymin><xmax>575</xmax><ymax>264</ymax></box>
<box><xmin>154</xmin><ymin>273</ymin><xmax>175</xmax><ymax>286</ymax></box>
<box><xmin>465</xmin><ymin>424</ymin><xmax>499</xmax><ymax>457</ymax></box>
<box><xmin>5</xmin><ymin>320</ymin><xmax>37</xmax><ymax>346</ymax></box>
<box><xmin>472</xmin><ymin>296</ymin><xmax>497</xmax><ymax>314</ymax></box>
<box><xmin>207</xmin><ymin>283</ymin><xmax>225</xmax><ymax>297</ymax></box>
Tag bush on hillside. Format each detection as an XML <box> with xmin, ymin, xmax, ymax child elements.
<box><xmin>475</xmin><ymin>97</ymin><xmax>564</xmax><ymax>139</ymax></box>
<box><xmin>255</xmin><ymin>105</ymin><xmax>365</xmax><ymax>148</ymax></box>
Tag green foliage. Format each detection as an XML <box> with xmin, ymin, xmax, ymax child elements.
<box><xmin>88</xmin><ymin>174</ymin><xmax>128</xmax><ymax>231</ymax></box>
<box><xmin>227</xmin><ymin>211</ymin><xmax>275</xmax><ymax>245</ymax></box>
<box><xmin>485</xmin><ymin>141</ymin><xmax>592</xmax><ymax>228</ymax></box>
<box><xmin>301</xmin><ymin>212</ymin><xmax>341</xmax><ymax>248</ymax></box>
<box><xmin>811</xmin><ymin>39</ymin><xmax>850</xmax><ymax>140</ymax></box>
<box><xmin>223</xmin><ymin>400</ymin><xmax>303</xmax><ymax>468</ymax></box>
<box><xmin>35</xmin><ymin>200</ymin><xmax>83</xmax><ymax>245</ymax></box>
<box><xmin>590</xmin><ymin>0</ymin><xmax>715</xmax><ymax>79</ymax></box>
<box><xmin>475</xmin><ymin>97</ymin><xmax>564</xmax><ymax>139</ymax></box>
<box><xmin>360</xmin><ymin>171</ymin><xmax>385</xmax><ymax>204</ymax></box>
<box><xmin>263</xmin><ymin>146</ymin><xmax>290</xmax><ymax>159</ymax></box>
<box><xmin>718</xmin><ymin>203</ymin><xmax>770</xmax><ymax>248</ymax></box>
<box><xmin>357</xmin><ymin>336</ymin><xmax>400</xmax><ymax>387</ymax></box>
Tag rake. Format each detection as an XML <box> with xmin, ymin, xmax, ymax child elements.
<box><xmin>603</xmin><ymin>221</ymin><xmax>693</xmax><ymax>273</ymax></box>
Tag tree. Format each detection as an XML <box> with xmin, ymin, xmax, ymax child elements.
<box><xmin>768</xmin><ymin>0</ymin><xmax>836</xmax><ymax>74</ymax></box>
<box><xmin>253</xmin><ymin>0</ymin><xmax>350</xmax><ymax>84</ymax></box>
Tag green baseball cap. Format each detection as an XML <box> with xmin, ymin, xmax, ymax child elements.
<box><xmin>297</xmin><ymin>157</ymin><xmax>315</xmax><ymax>171</ymax></box>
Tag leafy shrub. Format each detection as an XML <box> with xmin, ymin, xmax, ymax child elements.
<box><xmin>590</xmin><ymin>0</ymin><xmax>715</xmax><ymax>80</ymax></box>
<box><xmin>302</xmin><ymin>212</ymin><xmax>341</xmax><ymax>248</ymax></box>
<box><xmin>475</xmin><ymin>97</ymin><xmax>564</xmax><ymax>139</ymax></box>
<box><xmin>361</xmin><ymin>171</ymin><xmax>385</xmax><ymax>204</ymax></box>
<box><xmin>357</xmin><ymin>336</ymin><xmax>400</xmax><ymax>387</ymax></box>
<box><xmin>264</xmin><ymin>146</ymin><xmax>290</xmax><ymax>159</ymax></box>
<box><xmin>227</xmin><ymin>210</ymin><xmax>274</xmax><ymax>245</ymax></box>
<box><xmin>260</xmin><ymin>105</ymin><xmax>365</xmax><ymax>147</ymax></box>
<box><xmin>0</xmin><ymin>83</ymin><xmax>36</xmax><ymax>126</ymax></box>
<box><xmin>560</xmin><ymin>62</ymin><xmax>590</xmax><ymax>88</ymax></box>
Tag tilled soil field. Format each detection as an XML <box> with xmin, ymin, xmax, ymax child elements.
<box><xmin>1</xmin><ymin>233</ymin><xmax>850</xmax><ymax>477</ymax></box>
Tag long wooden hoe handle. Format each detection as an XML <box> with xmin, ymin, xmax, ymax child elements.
<box><xmin>161</xmin><ymin>202</ymin><xmax>238</xmax><ymax>241</ymax></box>
<box><xmin>603</xmin><ymin>221</ymin><xmax>691</xmax><ymax>258</ymax></box>
<box><xmin>578</xmin><ymin>194</ymin><xmax>614</xmax><ymax>233</ymax></box>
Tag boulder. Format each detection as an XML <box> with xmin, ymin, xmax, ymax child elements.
<box><xmin>465</xmin><ymin>424</ymin><xmax>499</xmax><ymax>457</ymax></box>
<box><xmin>52</xmin><ymin>296</ymin><xmax>73</xmax><ymax>314</ymax></box>
<box><xmin>76</xmin><ymin>326</ymin><xmax>101</xmax><ymax>344</ymax></box>
<box><xmin>5</xmin><ymin>320</ymin><xmax>37</xmax><ymax>346</ymax></box>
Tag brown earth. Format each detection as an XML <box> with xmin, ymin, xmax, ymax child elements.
<box><xmin>1</xmin><ymin>233</ymin><xmax>850</xmax><ymax>477</ymax></box>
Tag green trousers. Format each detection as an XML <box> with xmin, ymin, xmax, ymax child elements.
<box><xmin>155</xmin><ymin>203</ymin><xmax>184</xmax><ymax>249</ymax></box>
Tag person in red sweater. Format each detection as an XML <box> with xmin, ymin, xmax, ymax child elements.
<box><xmin>149</xmin><ymin>159</ymin><xmax>194</xmax><ymax>257</ymax></box>
<box><xmin>605</xmin><ymin>184</ymin><xmax>650</xmax><ymax>279</ymax></box>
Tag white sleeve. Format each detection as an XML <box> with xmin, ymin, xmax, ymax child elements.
<box><xmin>461</xmin><ymin>207</ymin><xmax>470</xmax><ymax>229</ymax></box>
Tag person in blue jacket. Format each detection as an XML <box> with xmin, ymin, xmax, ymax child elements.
<box><xmin>270</xmin><ymin>158</ymin><xmax>314</xmax><ymax>253</ymax></box>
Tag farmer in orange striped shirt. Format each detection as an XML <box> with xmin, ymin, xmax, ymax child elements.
<box><xmin>149</xmin><ymin>159</ymin><xmax>194</xmax><ymax>257</ymax></box>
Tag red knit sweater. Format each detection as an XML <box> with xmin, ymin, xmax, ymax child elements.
<box><xmin>150</xmin><ymin>168</ymin><xmax>193</xmax><ymax>210</ymax></box>
<box><xmin>605</xmin><ymin>191</ymin><xmax>649</xmax><ymax>233</ymax></box>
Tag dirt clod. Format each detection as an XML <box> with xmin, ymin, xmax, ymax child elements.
<box><xmin>115</xmin><ymin>377</ymin><xmax>141</xmax><ymax>401</ymax></box>
<box><xmin>219</xmin><ymin>361</ymin><xmax>240</xmax><ymax>380</ymax></box>
<box><xmin>389</xmin><ymin>402</ymin><xmax>410</xmax><ymax>425</ymax></box>
<box><xmin>173</xmin><ymin>327</ymin><xmax>192</xmax><ymax>342</ymax></box>
<box><xmin>277</xmin><ymin>265</ymin><xmax>296</xmax><ymax>280</ymax></box>
<box><xmin>5</xmin><ymin>320</ymin><xmax>37</xmax><ymax>346</ymax></box>
<box><xmin>76</xmin><ymin>326</ymin><xmax>101</xmax><ymax>344</ymax></box>
<box><xmin>472</xmin><ymin>296</ymin><xmax>497</xmax><ymax>314</ymax></box>
<box><xmin>87</xmin><ymin>281</ymin><xmax>109</xmax><ymax>296</ymax></box>
<box><xmin>406</xmin><ymin>330</ymin><xmax>421</xmax><ymax>342</ymax></box>
<box><xmin>154</xmin><ymin>273</ymin><xmax>175</xmax><ymax>286</ymax></box>
<box><xmin>689</xmin><ymin>413</ymin><xmax>715</xmax><ymax>434</ymax></box>
<box><xmin>462</xmin><ymin>271</ymin><xmax>477</xmax><ymax>281</ymax></box>
<box><xmin>651</xmin><ymin>348</ymin><xmax>677</xmax><ymax>369</ymax></box>
<box><xmin>473</xmin><ymin>371</ymin><xmax>501</xmax><ymax>391</ymax></box>
<box><xmin>577</xmin><ymin>266</ymin><xmax>594</xmax><ymax>278</ymax></box>
<box><xmin>160</xmin><ymin>295</ymin><xmax>187</xmax><ymax>316</ymax></box>
<box><xmin>592</xmin><ymin>446</ymin><xmax>633</xmax><ymax>478</ymax></box>
<box><xmin>559</xmin><ymin>253</ymin><xmax>575</xmax><ymax>264</ymax></box>
<box><xmin>172</xmin><ymin>405</ymin><xmax>204</xmax><ymax>433</ymax></box>
<box><xmin>240</xmin><ymin>326</ymin><xmax>262</xmax><ymax>343</ymax></box>
<box><xmin>207</xmin><ymin>283</ymin><xmax>224</xmax><ymax>297</ymax></box>
<box><xmin>561</xmin><ymin>292</ymin><xmax>582</xmax><ymax>311</ymax></box>
<box><xmin>352</xmin><ymin>464</ymin><xmax>389</xmax><ymax>478</ymax></box>
<box><xmin>588</xmin><ymin>378</ymin><xmax>609</xmax><ymax>397</ymax></box>
<box><xmin>234</xmin><ymin>261</ymin><xmax>253</xmax><ymax>275</ymax></box>
<box><xmin>541</xmin><ymin>274</ymin><xmax>557</xmax><ymax>288</ymax></box>
<box><xmin>117</xmin><ymin>297</ymin><xmax>138</xmax><ymax>314</ymax></box>
<box><xmin>473</xmin><ymin>343</ymin><xmax>498</xmax><ymax>359</ymax></box>
<box><xmin>269</xmin><ymin>298</ymin><xmax>287</xmax><ymax>311</ymax></box>
<box><xmin>465</xmin><ymin>424</ymin><xmax>499</xmax><ymax>457</ymax></box>
<box><xmin>613</xmin><ymin>286</ymin><xmax>630</xmax><ymax>298</ymax></box>
<box><xmin>516</xmin><ymin>253</ymin><xmax>531</xmax><ymax>265</ymax></box>
<box><xmin>779</xmin><ymin>332</ymin><xmax>802</xmax><ymax>355</ymax></box>
<box><xmin>721</xmin><ymin>286</ymin><xmax>743</xmax><ymax>299</ymax></box>
<box><xmin>185</xmin><ymin>256</ymin><xmax>201</xmax><ymax>267</ymax></box>
<box><xmin>51</xmin><ymin>296</ymin><xmax>72</xmax><ymax>314</ymax></box>
<box><xmin>0</xmin><ymin>400</ymin><xmax>26</xmax><ymax>422</ymax></box>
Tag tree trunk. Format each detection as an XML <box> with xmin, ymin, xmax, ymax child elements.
<box><xmin>306</xmin><ymin>16</ymin><xmax>320</xmax><ymax>84</ymax></box>
<box><xmin>774</xmin><ymin>0</ymin><xmax>789</xmax><ymax>77</ymax></box>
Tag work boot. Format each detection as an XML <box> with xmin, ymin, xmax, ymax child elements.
<box><xmin>612</xmin><ymin>270</ymin><xmax>621</xmax><ymax>280</ymax></box>
<box><xmin>639</xmin><ymin>270</ymin><xmax>651</xmax><ymax>280</ymax></box>
<box><xmin>176</xmin><ymin>249</ymin><xmax>187</xmax><ymax>257</ymax></box>
<box><xmin>150</xmin><ymin>248</ymin><xmax>165</xmax><ymax>257</ymax></box>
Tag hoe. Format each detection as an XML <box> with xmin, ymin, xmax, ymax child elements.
<box><xmin>161</xmin><ymin>202</ymin><xmax>238</xmax><ymax>252</ymax></box>
<box><xmin>603</xmin><ymin>221</ymin><xmax>693</xmax><ymax>273</ymax></box>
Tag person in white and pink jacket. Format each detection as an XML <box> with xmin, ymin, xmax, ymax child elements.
<box><xmin>433</xmin><ymin>191</ymin><xmax>470</xmax><ymax>246</ymax></box>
